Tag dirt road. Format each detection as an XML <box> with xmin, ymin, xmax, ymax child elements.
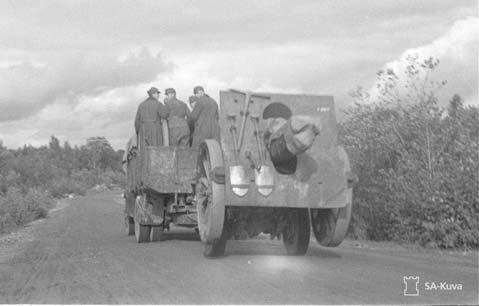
<box><xmin>0</xmin><ymin>191</ymin><xmax>477</xmax><ymax>304</ymax></box>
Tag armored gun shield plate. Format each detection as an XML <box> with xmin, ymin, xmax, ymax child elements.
<box><xmin>219</xmin><ymin>91</ymin><xmax>350</xmax><ymax>209</ymax></box>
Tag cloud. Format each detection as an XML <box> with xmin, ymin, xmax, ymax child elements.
<box><xmin>370</xmin><ymin>17</ymin><xmax>478</xmax><ymax>105</ymax></box>
<box><xmin>0</xmin><ymin>57</ymin><xmax>309</xmax><ymax>150</ymax></box>
<box><xmin>0</xmin><ymin>48</ymin><xmax>172</xmax><ymax>121</ymax></box>
<box><xmin>0</xmin><ymin>86</ymin><xmax>141</xmax><ymax>149</ymax></box>
<box><xmin>0</xmin><ymin>1</ymin><xmax>475</xmax><ymax>148</ymax></box>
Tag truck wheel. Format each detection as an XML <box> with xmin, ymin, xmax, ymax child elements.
<box><xmin>197</xmin><ymin>139</ymin><xmax>226</xmax><ymax>258</ymax></box>
<box><xmin>125</xmin><ymin>216</ymin><xmax>135</xmax><ymax>236</ymax></box>
<box><xmin>282</xmin><ymin>208</ymin><xmax>310</xmax><ymax>255</ymax></box>
<box><xmin>134</xmin><ymin>220</ymin><xmax>150</xmax><ymax>243</ymax></box>
<box><xmin>150</xmin><ymin>226</ymin><xmax>165</xmax><ymax>242</ymax></box>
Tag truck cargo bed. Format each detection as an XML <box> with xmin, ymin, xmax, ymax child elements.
<box><xmin>127</xmin><ymin>146</ymin><xmax>197</xmax><ymax>194</ymax></box>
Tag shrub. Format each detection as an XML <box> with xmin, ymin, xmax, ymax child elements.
<box><xmin>341</xmin><ymin>98</ymin><xmax>478</xmax><ymax>248</ymax></box>
<box><xmin>47</xmin><ymin>178</ymin><xmax>87</xmax><ymax>198</ymax></box>
<box><xmin>0</xmin><ymin>187</ymin><xmax>54</xmax><ymax>233</ymax></box>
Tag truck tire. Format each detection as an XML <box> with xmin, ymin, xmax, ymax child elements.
<box><xmin>135</xmin><ymin>220</ymin><xmax>150</xmax><ymax>243</ymax></box>
<box><xmin>311</xmin><ymin>146</ymin><xmax>352</xmax><ymax>247</ymax></box>
<box><xmin>150</xmin><ymin>226</ymin><xmax>165</xmax><ymax>242</ymax></box>
<box><xmin>197</xmin><ymin>139</ymin><xmax>226</xmax><ymax>258</ymax></box>
<box><xmin>282</xmin><ymin>208</ymin><xmax>310</xmax><ymax>255</ymax></box>
<box><xmin>125</xmin><ymin>216</ymin><xmax>135</xmax><ymax>236</ymax></box>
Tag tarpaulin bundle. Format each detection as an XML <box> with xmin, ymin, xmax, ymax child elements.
<box><xmin>264</xmin><ymin>115</ymin><xmax>320</xmax><ymax>174</ymax></box>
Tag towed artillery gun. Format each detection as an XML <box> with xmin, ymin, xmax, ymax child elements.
<box><xmin>124</xmin><ymin>89</ymin><xmax>356</xmax><ymax>258</ymax></box>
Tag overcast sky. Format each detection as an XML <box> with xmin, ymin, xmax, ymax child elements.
<box><xmin>0</xmin><ymin>0</ymin><xmax>477</xmax><ymax>149</ymax></box>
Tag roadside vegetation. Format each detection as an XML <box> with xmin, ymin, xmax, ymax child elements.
<box><xmin>0</xmin><ymin>136</ymin><xmax>124</xmax><ymax>233</ymax></box>
<box><xmin>340</xmin><ymin>54</ymin><xmax>478</xmax><ymax>249</ymax></box>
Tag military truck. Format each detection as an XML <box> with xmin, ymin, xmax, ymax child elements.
<box><xmin>124</xmin><ymin>142</ymin><xmax>198</xmax><ymax>242</ymax></box>
<box><xmin>124</xmin><ymin>89</ymin><xmax>356</xmax><ymax>258</ymax></box>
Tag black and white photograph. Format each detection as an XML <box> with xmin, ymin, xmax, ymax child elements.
<box><xmin>0</xmin><ymin>1</ymin><xmax>477</xmax><ymax>305</ymax></box>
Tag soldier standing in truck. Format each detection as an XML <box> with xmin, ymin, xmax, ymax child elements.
<box><xmin>134</xmin><ymin>87</ymin><xmax>170</xmax><ymax>148</ymax></box>
<box><xmin>188</xmin><ymin>86</ymin><xmax>221</xmax><ymax>148</ymax></box>
<box><xmin>164</xmin><ymin>88</ymin><xmax>191</xmax><ymax>147</ymax></box>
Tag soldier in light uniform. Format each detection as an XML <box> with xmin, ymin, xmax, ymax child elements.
<box><xmin>164</xmin><ymin>88</ymin><xmax>191</xmax><ymax>147</ymax></box>
<box><xmin>134</xmin><ymin>87</ymin><xmax>169</xmax><ymax>148</ymax></box>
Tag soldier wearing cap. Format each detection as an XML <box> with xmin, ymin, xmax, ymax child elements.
<box><xmin>164</xmin><ymin>88</ymin><xmax>191</xmax><ymax>147</ymax></box>
<box><xmin>134</xmin><ymin>87</ymin><xmax>170</xmax><ymax>148</ymax></box>
<box><xmin>188</xmin><ymin>86</ymin><xmax>221</xmax><ymax>148</ymax></box>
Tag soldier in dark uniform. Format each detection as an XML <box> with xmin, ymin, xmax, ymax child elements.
<box><xmin>188</xmin><ymin>86</ymin><xmax>221</xmax><ymax>148</ymax></box>
<box><xmin>164</xmin><ymin>88</ymin><xmax>191</xmax><ymax>147</ymax></box>
<box><xmin>134</xmin><ymin>87</ymin><xmax>169</xmax><ymax>148</ymax></box>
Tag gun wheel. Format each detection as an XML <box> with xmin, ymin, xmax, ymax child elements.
<box><xmin>311</xmin><ymin>145</ymin><xmax>353</xmax><ymax>247</ymax></box>
<box><xmin>311</xmin><ymin>201</ymin><xmax>351</xmax><ymax>247</ymax></box>
<box><xmin>196</xmin><ymin>139</ymin><xmax>226</xmax><ymax>258</ymax></box>
<box><xmin>282</xmin><ymin>208</ymin><xmax>310</xmax><ymax>255</ymax></box>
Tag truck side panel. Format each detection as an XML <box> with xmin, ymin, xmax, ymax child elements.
<box><xmin>126</xmin><ymin>146</ymin><xmax>197</xmax><ymax>194</ymax></box>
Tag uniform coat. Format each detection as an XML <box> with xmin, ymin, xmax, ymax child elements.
<box><xmin>165</xmin><ymin>98</ymin><xmax>191</xmax><ymax>147</ymax></box>
<box><xmin>189</xmin><ymin>95</ymin><xmax>221</xmax><ymax>148</ymax></box>
<box><xmin>134</xmin><ymin>97</ymin><xmax>169</xmax><ymax>148</ymax></box>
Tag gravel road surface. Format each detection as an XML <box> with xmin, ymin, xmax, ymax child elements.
<box><xmin>0</xmin><ymin>191</ymin><xmax>477</xmax><ymax>304</ymax></box>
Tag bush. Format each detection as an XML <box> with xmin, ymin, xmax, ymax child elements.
<box><xmin>0</xmin><ymin>136</ymin><xmax>125</xmax><ymax>233</ymax></box>
<box><xmin>341</xmin><ymin>101</ymin><xmax>479</xmax><ymax>248</ymax></box>
<box><xmin>342</xmin><ymin>102</ymin><xmax>478</xmax><ymax>247</ymax></box>
<box><xmin>47</xmin><ymin>178</ymin><xmax>87</xmax><ymax>198</ymax></box>
<box><xmin>341</xmin><ymin>56</ymin><xmax>478</xmax><ymax>249</ymax></box>
<box><xmin>0</xmin><ymin>187</ymin><xmax>54</xmax><ymax>233</ymax></box>
<box><xmin>102</xmin><ymin>169</ymin><xmax>126</xmax><ymax>188</ymax></box>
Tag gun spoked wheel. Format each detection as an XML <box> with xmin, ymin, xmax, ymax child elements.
<box><xmin>311</xmin><ymin>146</ymin><xmax>352</xmax><ymax>247</ymax></box>
<box><xmin>124</xmin><ymin>216</ymin><xmax>135</xmax><ymax>236</ymax></box>
<box><xmin>282</xmin><ymin>208</ymin><xmax>311</xmax><ymax>255</ymax></box>
<box><xmin>196</xmin><ymin>139</ymin><xmax>226</xmax><ymax>258</ymax></box>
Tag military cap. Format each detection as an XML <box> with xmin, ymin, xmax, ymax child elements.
<box><xmin>193</xmin><ymin>86</ymin><xmax>204</xmax><ymax>94</ymax></box>
<box><xmin>165</xmin><ymin>88</ymin><xmax>176</xmax><ymax>94</ymax></box>
<box><xmin>147</xmin><ymin>87</ymin><xmax>161</xmax><ymax>95</ymax></box>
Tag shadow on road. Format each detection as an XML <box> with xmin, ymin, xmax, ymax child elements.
<box><xmin>160</xmin><ymin>231</ymin><xmax>200</xmax><ymax>241</ymax></box>
<box><xmin>225</xmin><ymin>240</ymin><xmax>342</xmax><ymax>259</ymax></box>
<box><xmin>306</xmin><ymin>246</ymin><xmax>342</xmax><ymax>258</ymax></box>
